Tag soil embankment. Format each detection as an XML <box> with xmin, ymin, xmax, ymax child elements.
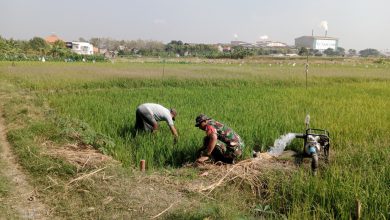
<box><xmin>0</xmin><ymin>107</ymin><xmax>49</xmax><ymax>219</ymax></box>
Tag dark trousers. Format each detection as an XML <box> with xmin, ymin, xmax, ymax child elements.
<box><xmin>201</xmin><ymin>136</ymin><xmax>239</xmax><ymax>164</ymax></box>
<box><xmin>134</xmin><ymin>106</ymin><xmax>155</xmax><ymax>132</ymax></box>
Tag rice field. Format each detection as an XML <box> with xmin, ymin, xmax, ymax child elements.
<box><xmin>0</xmin><ymin>59</ymin><xmax>389</xmax><ymax>219</ymax></box>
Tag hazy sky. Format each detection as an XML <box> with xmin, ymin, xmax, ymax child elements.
<box><xmin>1</xmin><ymin>0</ymin><xmax>389</xmax><ymax>50</ymax></box>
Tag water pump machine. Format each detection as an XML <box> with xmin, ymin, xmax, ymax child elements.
<box><xmin>295</xmin><ymin>128</ymin><xmax>330</xmax><ymax>175</ymax></box>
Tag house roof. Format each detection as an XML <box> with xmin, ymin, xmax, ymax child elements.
<box><xmin>45</xmin><ymin>34</ymin><xmax>63</xmax><ymax>44</ymax></box>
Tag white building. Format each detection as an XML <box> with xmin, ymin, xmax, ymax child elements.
<box><xmin>70</xmin><ymin>42</ymin><xmax>94</xmax><ymax>55</ymax></box>
<box><xmin>256</xmin><ymin>41</ymin><xmax>288</xmax><ymax>48</ymax></box>
<box><xmin>230</xmin><ymin>41</ymin><xmax>256</xmax><ymax>48</ymax></box>
<box><xmin>231</xmin><ymin>40</ymin><xmax>289</xmax><ymax>49</ymax></box>
<box><xmin>295</xmin><ymin>36</ymin><xmax>338</xmax><ymax>51</ymax></box>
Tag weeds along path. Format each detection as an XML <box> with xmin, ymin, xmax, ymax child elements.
<box><xmin>0</xmin><ymin>106</ymin><xmax>49</xmax><ymax>219</ymax></box>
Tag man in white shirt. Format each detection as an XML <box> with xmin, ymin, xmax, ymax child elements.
<box><xmin>135</xmin><ymin>103</ymin><xmax>178</xmax><ymax>141</ymax></box>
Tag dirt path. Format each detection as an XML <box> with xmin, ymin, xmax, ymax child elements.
<box><xmin>0</xmin><ymin>107</ymin><xmax>49</xmax><ymax>219</ymax></box>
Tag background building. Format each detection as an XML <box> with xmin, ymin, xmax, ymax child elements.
<box><xmin>66</xmin><ymin>41</ymin><xmax>94</xmax><ymax>55</ymax></box>
<box><xmin>295</xmin><ymin>36</ymin><xmax>338</xmax><ymax>51</ymax></box>
<box><xmin>45</xmin><ymin>34</ymin><xmax>63</xmax><ymax>44</ymax></box>
<box><xmin>231</xmin><ymin>41</ymin><xmax>256</xmax><ymax>48</ymax></box>
<box><xmin>231</xmin><ymin>40</ymin><xmax>289</xmax><ymax>49</ymax></box>
<box><xmin>256</xmin><ymin>41</ymin><xmax>288</xmax><ymax>48</ymax></box>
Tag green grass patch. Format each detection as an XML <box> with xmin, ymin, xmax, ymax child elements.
<box><xmin>0</xmin><ymin>146</ymin><xmax>9</xmax><ymax>197</ymax></box>
<box><xmin>0</xmin><ymin>144</ymin><xmax>19</xmax><ymax>219</ymax></box>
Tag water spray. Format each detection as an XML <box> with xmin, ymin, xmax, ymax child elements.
<box><xmin>305</xmin><ymin>114</ymin><xmax>310</xmax><ymax>130</ymax></box>
<box><xmin>268</xmin><ymin>133</ymin><xmax>297</xmax><ymax>157</ymax></box>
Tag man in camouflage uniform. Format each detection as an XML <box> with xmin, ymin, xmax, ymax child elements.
<box><xmin>195</xmin><ymin>114</ymin><xmax>245</xmax><ymax>164</ymax></box>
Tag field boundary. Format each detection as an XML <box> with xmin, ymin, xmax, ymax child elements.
<box><xmin>0</xmin><ymin>106</ymin><xmax>49</xmax><ymax>219</ymax></box>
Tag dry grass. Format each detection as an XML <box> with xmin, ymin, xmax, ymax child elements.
<box><xmin>38</xmin><ymin>140</ymin><xmax>195</xmax><ymax>219</ymax></box>
<box><xmin>42</xmin><ymin>141</ymin><xmax>117</xmax><ymax>171</ymax></box>
<box><xmin>186</xmin><ymin>152</ymin><xmax>296</xmax><ymax>202</ymax></box>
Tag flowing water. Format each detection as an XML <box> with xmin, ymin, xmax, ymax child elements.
<box><xmin>268</xmin><ymin>133</ymin><xmax>297</xmax><ymax>156</ymax></box>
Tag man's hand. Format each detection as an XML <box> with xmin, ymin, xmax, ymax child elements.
<box><xmin>170</xmin><ymin>125</ymin><xmax>178</xmax><ymax>143</ymax></box>
<box><xmin>196</xmin><ymin>146</ymin><xmax>207</xmax><ymax>157</ymax></box>
<box><xmin>196</xmin><ymin>156</ymin><xmax>210</xmax><ymax>163</ymax></box>
<box><xmin>152</xmin><ymin>122</ymin><xmax>158</xmax><ymax>132</ymax></box>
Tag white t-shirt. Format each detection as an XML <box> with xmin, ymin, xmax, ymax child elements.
<box><xmin>142</xmin><ymin>103</ymin><xmax>174</xmax><ymax>126</ymax></box>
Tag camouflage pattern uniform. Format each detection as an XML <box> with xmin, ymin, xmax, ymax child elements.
<box><xmin>202</xmin><ymin>119</ymin><xmax>245</xmax><ymax>163</ymax></box>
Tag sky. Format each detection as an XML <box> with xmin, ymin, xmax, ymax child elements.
<box><xmin>1</xmin><ymin>0</ymin><xmax>390</xmax><ymax>51</ymax></box>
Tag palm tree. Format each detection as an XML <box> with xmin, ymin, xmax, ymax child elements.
<box><xmin>50</xmin><ymin>40</ymin><xmax>66</xmax><ymax>57</ymax></box>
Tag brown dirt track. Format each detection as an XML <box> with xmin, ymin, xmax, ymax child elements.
<box><xmin>0</xmin><ymin>107</ymin><xmax>49</xmax><ymax>219</ymax></box>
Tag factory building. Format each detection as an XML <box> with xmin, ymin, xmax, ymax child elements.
<box><xmin>295</xmin><ymin>36</ymin><xmax>338</xmax><ymax>51</ymax></box>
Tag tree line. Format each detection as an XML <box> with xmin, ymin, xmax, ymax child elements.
<box><xmin>0</xmin><ymin>36</ymin><xmax>104</xmax><ymax>61</ymax></box>
<box><xmin>90</xmin><ymin>38</ymin><xmax>300</xmax><ymax>59</ymax></box>
<box><xmin>297</xmin><ymin>47</ymin><xmax>382</xmax><ymax>57</ymax></box>
<box><xmin>0</xmin><ymin>35</ymin><xmax>385</xmax><ymax>62</ymax></box>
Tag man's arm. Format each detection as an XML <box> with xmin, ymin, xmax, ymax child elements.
<box><xmin>169</xmin><ymin>125</ymin><xmax>178</xmax><ymax>143</ymax></box>
<box><xmin>205</xmin><ymin>133</ymin><xmax>217</xmax><ymax>155</ymax></box>
<box><xmin>197</xmin><ymin>133</ymin><xmax>217</xmax><ymax>163</ymax></box>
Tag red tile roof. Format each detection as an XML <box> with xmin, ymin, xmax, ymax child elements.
<box><xmin>45</xmin><ymin>34</ymin><xmax>63</xmax><ymax>44</ymax></box>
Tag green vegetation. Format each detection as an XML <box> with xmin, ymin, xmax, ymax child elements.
<box><xmin>0</xmin><ymin>144</ymin><xmax>9</xmax><ymax>196</ymax></box>
<box><xmin>0</xmin><ymin>36</ymin><xmax>105</xmax><ymax>62</ymax></box>
<box><xmin>0</xmin><ymin>59</ymin><xmax>389</xmax><ymax>219</ymax></box>
<box><xmin>0</xmin><ymin>144</ymin><xmax>11</xmax><ymax>215</ymax></box>
<box><xmin>2</xmin><ymin>36</ymin><xmax>386</xmax><ymax>62</ymax></box>
<box><xmin>0</xmin><ymin>145</ymin><xmax>18</xmax><ymax>219</ymax></box>
<box><xmin>359</xmin><ymin>48</ymin><xmax>382</xmax><ymax>57</ymax></box>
